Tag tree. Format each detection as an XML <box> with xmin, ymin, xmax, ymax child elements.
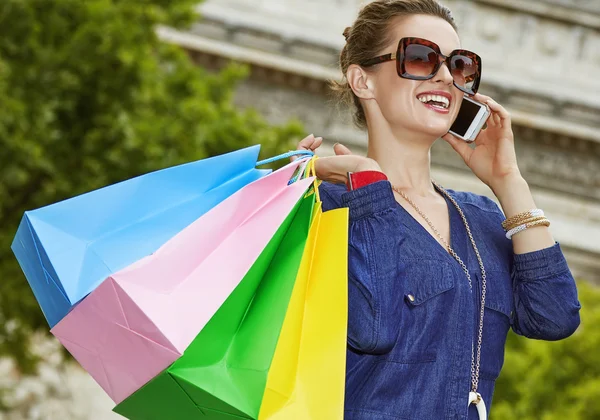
<box><xmin>493</xmin><ymin>281</ymin><xmax>600</xmax><ymax>419</ymax></box>
<box><xmin>0</xmin><ymin>0</ymin><xmax>303</xmax><ymax>372</ymax></box>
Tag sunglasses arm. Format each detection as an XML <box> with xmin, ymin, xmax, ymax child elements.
<box><xmin>360</xmin><ymin>52</ymin><xmax>397</xmax><ymax>67</ymax></box>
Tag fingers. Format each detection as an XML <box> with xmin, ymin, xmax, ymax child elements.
<box><xmin>485</xmin><ymin>98</ymin><xmax>511</xmax><ymax>122</ymax></box>
<box><xmin>292</xmin><ymin>134</ymin><xmax>323</xmax><ymax>161</ymax></box>
<box><xmin>493</xmin><ymin>112</ymin><xmax>501</xmax><ymax>127</ymax></box>
<box><xmin>333</xmin><ymin>142</ymin><xmax>353</xmax><ymax>156</ymax></box>
<box><xmin>473</xmin><ymin>93</ymin><xmax>491</xmax><ymax>103</ymax></box>
<box><xmin>442</xmin><ymin>132</ymin><xmax>473</xmax><ymax>164</ymax></box>
<box><xmin>473</xmin><ymin>93</ymin><xmax>511</xmax><ymax>125</ymax></box>
<box><xmin>314</xmin><ymin>136</ymin><xmax>323</xmax><ymax>150</ymax></box>
<box><xmin>485</xmin><ymin>111</ymin><xmax>500</xmax><ymax>130</ymax></box>
<box><xmin>314</xmin><ymin>156</ymin><xmax>348</xmax><ymax>184</ymax></box>
<box><xmin>297</xmin><ymin>134</ymin><xmax>316</xmax><ymax>150</ymax></box>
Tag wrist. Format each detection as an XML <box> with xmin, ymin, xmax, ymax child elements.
<box><xmin>355</xmin><ymin>161</ymin><xmax>382</xmax><ymax>173</ymax></box>
<box><xmin>492</xmin><ymin>175</ymin><xmax>537</xmax><ymax>217</ymax></box>
<box><xmin>490</xmin><ymin>173</ymin><xmax>527</xmax><ymax>200</ymax></box>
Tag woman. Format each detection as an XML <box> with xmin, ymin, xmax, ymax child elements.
<box><xmin>295</xmin><ymin>1</ymin><xmax>581</xmax><ymax>419</ymax></box>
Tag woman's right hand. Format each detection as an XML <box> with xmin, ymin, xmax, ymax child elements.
<box><xmin>294</xmin><ymin>134</ymin><xmax>382</xmax><ymax>184</ymax></box>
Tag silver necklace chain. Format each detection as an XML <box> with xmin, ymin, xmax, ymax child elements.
<box><xmin>392</xmin><ymin>181</ymin><xmax>487</xmax><ymax>395</ymax></box>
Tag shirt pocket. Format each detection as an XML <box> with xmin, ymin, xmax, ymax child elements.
<box><xmin>480</xmin><ymin>270</ymin><xmax>515</xmax><ymax>380</ymax></box>
<box><xmin>392</xmin><ymin>259</ymin><xmax>455</xmax><ymax>363</ymax></box>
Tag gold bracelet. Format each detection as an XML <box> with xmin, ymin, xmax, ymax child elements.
<box><xmin>504</xmin><ymin>215</ymin><xmax>548</xmax><ymax>232</ymax></box>
<box><xmin>506</xmin><ymin>218</ymin><xmax>551</xmax><ymax>239</ymax></box>
<box><xmin>502</xmin><ymin>209</ymin><xmax>545</xmax><ymax>231</ymax></box>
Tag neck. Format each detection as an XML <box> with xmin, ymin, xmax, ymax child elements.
<box><xmin>366</xmin><ymin>124</ymin><xmax>438</xmax><ymax>198</ymax></box>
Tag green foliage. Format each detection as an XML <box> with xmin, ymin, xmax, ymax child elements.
<box><xmin>0</xmin><ymin>0</ymin><xmax>302</xmax><ymax>372</ymax></box>
<box><xmin>493</xmin><ymin>281</ymin><xmax>600</xmax><ymax>419</ymax></box>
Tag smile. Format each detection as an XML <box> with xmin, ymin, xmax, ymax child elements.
<box><xmin>417</xmin><ymin>93</ymin><xmax>450</xmax><ymax>109</ymax></box>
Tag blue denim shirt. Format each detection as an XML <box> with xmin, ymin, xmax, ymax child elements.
<box><xmin>319</xmin><ymin>181</ymin><xmax>581</xmax><ymax>420</ymax></box>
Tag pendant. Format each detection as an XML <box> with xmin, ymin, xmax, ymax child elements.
<box><xmin>468</xmin><ymin>392</ymin><xmax>487</xmax><ymax>420</ymax></box>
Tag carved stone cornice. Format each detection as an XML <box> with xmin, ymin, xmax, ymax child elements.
<box><xmin>443</xmin><ymin>0</ymin><xmax>600</xmax><ymax>110</ymax></box>
<box><xmin>474</xmin><ymin>0</ymin><xmax>600</xmax><ymax>28</ymax></box>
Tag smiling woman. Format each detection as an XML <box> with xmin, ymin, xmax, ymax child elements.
<box><xmin>343</xmin><ymin>12</ymin><xmax>468</xmax><ymax>140</ymax></box>
<box><xmin>294</xmin><ymin>1</ymin><xmax>582</xmax><ymax>419</ymax></box>
<box><xmin>331</xmin><ymin>0</ymin><xmax>463</xmax><ymax>132</ymax></box>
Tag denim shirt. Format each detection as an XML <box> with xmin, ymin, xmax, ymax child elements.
<box><xmin>319</xmin><ymin>181</ymin><xmax>581</xmax><ymax>420</ymax></box>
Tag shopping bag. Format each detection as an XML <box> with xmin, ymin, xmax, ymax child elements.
<box><xmin>262</xmin><ymin>208</ymin><xmax>348</xmax><ymax>419</ymax></box>
<box><xmin>113</xmin><ymin>189</ymin><xmax>317</xmax><ymax>419</ymax></box>
<box><xmin>258</xmin><ymin>158</ymin><xmax>349</xmax><ymax>420</ymax></box>
<box><xmin>51</xmin><ymin>160</ymin><xmax>313</xmax><ymax>404</ymax></box>
<box><xmin>11</xmin><ymin>145</ymin><xmax>269</xmax><ymax>327</ymax></box>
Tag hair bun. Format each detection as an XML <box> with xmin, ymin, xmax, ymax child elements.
<box><xmin>343</xmin><ymin>26</ymin><xmax>352</xmax><ymax>41</ymax></box>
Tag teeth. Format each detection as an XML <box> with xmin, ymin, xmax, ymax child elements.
<box><xmin>418</xmin><ymin>94</ymin><xmax>450</xmax><ymax>109</ymax></box>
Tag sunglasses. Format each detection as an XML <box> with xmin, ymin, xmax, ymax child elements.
<box><xmin>360</xmin><ymin>37</ymin><xmax>482</xmax><ymax>95</ymax></box>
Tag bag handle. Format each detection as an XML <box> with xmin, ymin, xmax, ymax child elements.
<box><xmin>305</xmin><ymin>156</ymin><xmax>321</xmax><ymax>204</ymax></box>
<box><xmin>255</xmin><ymin>150</ymin><xmax>314</xmax><ymax>167</ymax></box>
<box><xmin>256</xmin><ymin>149</ymin><xmax>321</xmax><ymax>203</ymax></box>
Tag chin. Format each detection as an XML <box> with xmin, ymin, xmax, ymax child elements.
<box><xmin>411</xmin><ymin>109</ymin><xmax>456</xmax><ymax>138</ymax></box>
<box><xmin>418</xmin><ymin>123</ymin><xmax>452</xmax><ymax>139</ymax></box>
<box><xmin>389</xmin><ymin>111</ymin><xmax>453</xmax><ymax>139</ymax></box>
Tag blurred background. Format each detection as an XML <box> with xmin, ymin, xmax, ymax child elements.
<box><xmin>0</xmin><ymin>0</ymin><xmax>599</xmax><ymax>419</ymax></box>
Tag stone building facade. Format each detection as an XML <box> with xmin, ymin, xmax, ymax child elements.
<box><xmin>2</xmin><ymin>0</ymin><xmax>599</xmax><ymax>418</ymax></box>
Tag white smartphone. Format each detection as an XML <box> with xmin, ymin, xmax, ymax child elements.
<box><xmin>448</xmin><ymin>96</ymin><xmax>490</xmax><ymax>143</ymax></box>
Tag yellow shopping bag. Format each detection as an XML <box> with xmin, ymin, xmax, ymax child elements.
<box><xmin>259</xmin><ymin>158</ymin><xmax>349</xmax><ymax>420</ymax></box>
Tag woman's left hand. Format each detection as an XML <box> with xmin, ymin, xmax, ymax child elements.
<box><xmin>442</xmin><ymin>93</ymin><xmax>523</xmax><ymax>192</ymax></box>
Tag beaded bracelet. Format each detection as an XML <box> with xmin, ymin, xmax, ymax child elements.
<box><xmin>505</xmin><ymin>218</ymin><xmax>551</xmax><ymax>239</ymax></box>
<box><xmin>504</xmin><ymin>215</ymin><xmax>548</xmax><ymax>232</ymax></box>
<box><xmin>502</xmin><ymin>209</ymin><xmax>545</xmax><ymax>231</ymax></box>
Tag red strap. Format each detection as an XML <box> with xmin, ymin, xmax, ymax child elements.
<box><xmin>347</xmin><ymin>171</ymin><xmax>388</xmax><ymax>191</ymax></box>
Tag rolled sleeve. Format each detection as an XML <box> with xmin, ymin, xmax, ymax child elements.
<box><xmin>513</xmin><ymin>242</ymin><xmax>570</xmax><ymax>281</ymax></box>
<box><xmin>512</xmin><ymin>243</ymin><xmax>581</xmax><ymax>341</ymax></box>
<box><xmin>341</xmin><ymin>181</ymin><xmax>397</xmax><ymax>221</ymax></box>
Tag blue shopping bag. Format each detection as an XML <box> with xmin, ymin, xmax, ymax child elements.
<box><xmin>12</xmin><ymin>145</ymin><xmax>269</xmax><ymax>327</ymax></box>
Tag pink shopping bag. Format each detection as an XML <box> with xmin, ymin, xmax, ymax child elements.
<box><xmin>50</xmin><ymin>159</ymin><xmax>313</xmax><ymax>404</ymax></box>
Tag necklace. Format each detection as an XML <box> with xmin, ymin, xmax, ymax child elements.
<box><xmin>392</xmin><ymin>181</ymin><xmax>488</xmax><ymax>420</ymax></box>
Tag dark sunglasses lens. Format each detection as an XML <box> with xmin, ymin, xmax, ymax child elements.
<box><xmin>450</xmin><ymin>54</ymin><xmax>479</xmax><ymax>91</ymax></box>
<box><xmin>403</xmin><ymin>44</ymin><xmax>438</xmax><ymax>77</ymax></box>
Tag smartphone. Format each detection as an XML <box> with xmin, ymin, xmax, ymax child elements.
<box><xmin>448</xmin><ymin>96</ymin><xmax>490</xmax><ymax>142</ymax></box>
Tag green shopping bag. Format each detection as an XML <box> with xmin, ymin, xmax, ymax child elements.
<box><xmin>114</xmin><ymin>191</ymin><xmax>316</xmax><ymax>420</ymax></box>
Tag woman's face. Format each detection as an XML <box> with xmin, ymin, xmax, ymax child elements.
<box><xmin>369</xmin><ymin>14</ymin><xmax>464</xmax><ymax>139</ymax></box>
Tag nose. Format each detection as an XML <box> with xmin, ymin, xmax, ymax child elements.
<box><xmin>434</xmin><ymin>61</ymin><xmax>454</xmax><ymax>86</ymax></box>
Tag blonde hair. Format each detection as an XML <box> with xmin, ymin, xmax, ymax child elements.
<box><xmin>331</xmin><ymin>0</ymin><xmax>457</xmax><ymax>129</ymax></box>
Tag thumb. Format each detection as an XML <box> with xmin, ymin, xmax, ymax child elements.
<box><xmin>333</xmin><ymin>142</ymin><xmax>353</xmax><ymax>156</ymax></box>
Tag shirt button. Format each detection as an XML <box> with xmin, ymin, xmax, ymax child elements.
<box><xmin>407</xmin><ymin>294</ymin><xmax>415</xmax><ymax>303</ymax></box>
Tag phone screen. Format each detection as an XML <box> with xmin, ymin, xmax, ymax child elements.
<box><xmin>450</xmin><ymin>99</ymin><xmax>481</xmax><ymax>137</ymax></box>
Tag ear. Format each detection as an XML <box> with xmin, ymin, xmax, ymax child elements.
<box><xmin>347</xmin><ymin>64</ymin><xmax>376</xmax><ymax>100</ymax></box>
